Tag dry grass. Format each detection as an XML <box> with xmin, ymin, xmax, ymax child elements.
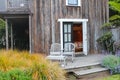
<box><xmin>0</xmin><ymin>50</ymin><xmax>66</xmax><ymax>80</ymax></box>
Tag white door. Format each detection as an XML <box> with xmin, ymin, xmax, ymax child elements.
<box><xmin>82</xmin><ymin>21</ymin><xmax>88</xmax><ymax>55</ymax></box>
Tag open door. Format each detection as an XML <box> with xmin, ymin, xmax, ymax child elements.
<box><xmin>73</xmin><ymin>23</ymin><xmax>83</xmax><ymax>52</ymax></box>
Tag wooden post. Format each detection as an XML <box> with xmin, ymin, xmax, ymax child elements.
<box><xmin>29</xmin><ymin>15</ymin><xmax>32</xmax><ymax>53</ymax></box>
<box><xmin>60</xmin><ymin>21</ymin><xmax>63</xmax><ymax>51</ymax></box>
<box><xmin>10</xmin><ymin>23</ymin><xmax>13</xmax><ymax>49</ymax></box>
<box><xmin>51</xmin><ymin>0</ymin><xmax>55</xmax><ymax>44</ymax></box>
<box><xmin>5</xmin><ymin>19</ymin><xmax>9</xmax><ymax>50</ymax></box>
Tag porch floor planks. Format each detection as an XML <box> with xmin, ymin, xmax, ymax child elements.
<box><xmin>63</xmin><ymin>54</ymin><xmax>105</xmax><ymax>70</ymax></box>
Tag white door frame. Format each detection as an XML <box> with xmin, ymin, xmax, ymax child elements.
<box><xmin>58</xmin><ymin>19</ymin><xmax>88</xmax><ymax>55</ymax></box>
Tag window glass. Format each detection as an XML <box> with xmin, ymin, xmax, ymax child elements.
<box><xmin>64</xmin><ymin>34</ymin><xmax>68</xmax><ymax>42</ymax></box>
<box><xmin>68</xmin><ymin>24</ymin><xmax>71</xmax><ymax>33</ymax></box>
<box><xmin>68</xmin><ymin>34</ymin><xmax>71</xmax><ymax>42</ymax></box>
<box><xmin>68</xmin><ymin>0</ymin><xmax>78</xmax><ymax>5</ymax></box>
<box><xmin>64</xmin><ymin>24</ymin><xmax>67</xmax><ymax>33</ymax></box>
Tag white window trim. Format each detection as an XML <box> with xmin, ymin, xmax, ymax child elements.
<box><xmin>58</xmin><ymin>19</ymin><xmax>89</xmax><ymax>55</ymax></box>
<box><xmin>66</xmin><ymin>0</ymin><xmax>81</xmax><ymax>6</ymax></box>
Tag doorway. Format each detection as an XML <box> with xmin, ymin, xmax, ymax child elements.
<box><xmin>58</xmin><ymin>19</ymin><xmax>88</xmax><ymax>55</ymax></box>
<box><xmin>73</xmin><ymin>23</ymin><xmax>83</xmax><ymax>52</ymax></box>
<box><xmin>63</xmin><ymin>22</ymin><xmax>83</xmax><ymax>52</ymax></box>
<box><xmin>9</xmin><ymin>17</ymin><xmax>29</xmax><ymax>50</ymax></box>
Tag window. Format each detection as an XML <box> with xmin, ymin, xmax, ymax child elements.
<box><xmin>66</xmin><ymin>0</ymin><xmax>81</xmax><ymax>6</ymax></box>
<box><xmin>63</xmin><ymin>23</ymin><xmax>73</xmax><ymax>45</ymax></box>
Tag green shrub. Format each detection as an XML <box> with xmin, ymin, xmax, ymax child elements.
<box><xmin>7</xmin><ymin>69</ymin><xmax>32</xmax><ymax>80</ymax></box>
<box><xmin>0</xmin><ymin>50</ymin><xmax>66</xmax><ymax>80</ymax></box>
<box><xmin>101</xmin><ymin>55</ymin><xmax>120</xmax><ymax>69</ymax></box>
<box><xmin>0</xmin><ymin>69</ymin><xmax>32</xmax><ymax>80</ymax></box>
<box><xmin>97</xmin><ymin>32</ymin><xmax>114</xmax><ymax>53</ymax></box>
<box><xmin>101</xmin><ymin>55</ymin><xmax>120</xmax><ymax>74</ymax></box>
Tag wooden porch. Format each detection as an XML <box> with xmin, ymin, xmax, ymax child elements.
<box><xmin>63</xmin><ymin>54</ymin><xmax>105</xmax><ymax>70</ymax></box>
<box><xmin>61</xmin><ymin>54</ymin><xmax>109</xmax><ymax>78</ymax></box>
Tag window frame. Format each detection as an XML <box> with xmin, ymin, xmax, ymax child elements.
<box><xmin>63</xmin><ymin>22</ymin><xmax>73</xmax><ymax>46</ymax></box>
<box><xmin>66</xmin><ymin>0</ymin><xmax>81</xmax><ymax>6</ymax></box>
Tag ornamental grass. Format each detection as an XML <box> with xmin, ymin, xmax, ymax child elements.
<box><xmin>0</xmin><ymin>50</ymin><xmax>66</xmax><ymax>80</ymax></box>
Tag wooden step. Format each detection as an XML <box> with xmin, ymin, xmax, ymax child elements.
<box><xmin>74</xmin><ymin>67</ymin><xmax>108</xmax><ymax>76</ymax></box>
<box><xmin>64</xmin><ymin>62</ymin><xmax>101</xmax><ymax>72</ymax></box>
<box><xmin>73</xmin><ymin>67</ymin><xmax>108</xmax><ymax>78</ymax></box>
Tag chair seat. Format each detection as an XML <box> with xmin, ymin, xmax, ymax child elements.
<box><xmin>47</xmin><ymin>55</ymin><xmax>66</xmax><ymax>66</ymax></box>
<box><xmin>50</xmin><ymin>52</ymin><xmax>61</xmax><ymax>55</ymax></box>
<box><xmin>47</xmin><ymin>55</ymin><xmax>66</xmax><ymax>60</ymax></box>
<box><xmin>62</xmin><ymin>43</ymin><xmax>75</xmax><ymax>62</ymax></box>
<box><xmin>62</xmin><ymin>52</ymin><xmax>74</xmax><ymax>55</ymax></box>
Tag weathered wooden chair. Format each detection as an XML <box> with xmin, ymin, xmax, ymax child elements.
<box><xmin>46</xmin><ymin>43</ymin><xmax>66</xmax><ymax>66</ymax></box>
<box><xmin>62</xmin><ymin>43</ymin><xmax>75</xmax><ymax>62</ymax></box>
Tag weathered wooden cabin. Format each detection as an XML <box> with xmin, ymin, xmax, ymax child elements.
<box><xmin>0</xmin><ymin>0</ymin><xmax>109</xmax><ymax>55</ymax></box>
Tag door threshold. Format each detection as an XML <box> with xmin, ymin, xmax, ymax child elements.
<box><xmin>75</xmin><ymin>52</ymin><xmax>85</xmax><ymax>57</ymax></box>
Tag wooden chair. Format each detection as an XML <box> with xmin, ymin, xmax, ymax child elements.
<box><xmin>62</xmin><ymin>43</ymin><xmax>75</xmax><ymax>62</ymax></box>
<box><xmin>46</xmin><ymin>43</ymin><xmax>66</xmax><ymax>66</ymax></box>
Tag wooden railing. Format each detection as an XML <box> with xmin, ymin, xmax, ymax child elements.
<box><xmin>7</xmin><ymin>0</ymin><xmax>29</xmax><ymax>11</ymax></box>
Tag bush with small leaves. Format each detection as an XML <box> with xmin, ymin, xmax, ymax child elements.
<box><xmin>101</xmin><ymin>55</ymin><xmax>120</xmax><ymax>74</ymax></box>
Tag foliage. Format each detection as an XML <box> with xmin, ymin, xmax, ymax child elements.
<box><xmin>108</xmin><ymin>0</ymin><xmax>120</xmax><ymax>28</ymax></box>
<box><xmin>97</xmin><ymin>32</ymin><xmax>114</xmax><ymax>53</ymax></box>
<box><xmin>109</xmin><ymin>1</ymin><xmax>120</xmax><ymax>12</ymax></box>
<box><xmin>97</xmin><ymin>74</ymin><xmax>120</xmax><ymax>80</ymax></box>
<box><xmin>98</xmin><ymin>0</ymin><xmax>120</xmax><ymax>54</ymax></box>
<box><xmin>0</xmin><ymin>69</ymin><xmax>32</xmax><ymax>80</ymax></box>
<box><xmin>0</xmin><ymin>50</ymin><xmax>66</xmax><ymax>80</ymax></box>
<box><xmin>102</xmin><ymin>0</ymin><xmax>120</xmax><ymax>29</ymax></box>
<box><xmin>101</xmin><ymin>55</ymin><xmax>120</xmax><ymax>69</ymax></box>
<box><xmin>101</xmin><ymin>23</ymin><xmax>112</xmax><ymax>29</ymax></box>
<box><xmin>101</xmin><ymin>55</ymin><xmax>120</xmax><ymax>74</ymax></box>
<box><xmin>0</xmin><ymin>18</ymin><xmax>5</xmax><ymax>48</ymax></box>
<box><xmin>110</xmin><ymin>65</ymin><xmax>120</xmax><ymax>74</ymax></box>
<box><xmin>0</xmin><ymin>18</ymin><xmax>5</xmax><ymax>29</ymax></box>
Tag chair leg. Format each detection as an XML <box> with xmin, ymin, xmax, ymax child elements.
<box><xmin>60</xmin><ymin>59</ymin><xmax>62</xmax><ymax>65</ymax></box>
<box><xmin>61</xmin><ymin>59</ymin><xmax>65</xmax><ymax>67</ymax></box>
<box><xmin>72</xmin><ymin>54</ymin><xmax>74</xmax><ymax>63</ymax></box>
<box><xmin>64</xmin><ymin>59</ymin><xmax>66</xmax><ymax>66</ymax></box>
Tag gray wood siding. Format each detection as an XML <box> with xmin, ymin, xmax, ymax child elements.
<box><xmin>111</xmin><ymin>28</ymin><xmax>120</xmax><ymax>41</ymax></box>
<box><xmin>0</xmin><ymin>0</ymin><xmax>6</xmax><ymax>11</ymax></box>
<box><xmin>0</xmin><ymin>0</ymin><xmax>30</xmax><ymax>12</ymax></box>
<box><xmin>31</xmin><ymin>0</ymin><xmax>109</xmax><ymax>54</ymax></box>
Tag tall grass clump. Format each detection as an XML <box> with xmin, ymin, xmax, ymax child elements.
<box><xmin>0</xmin><ymin>50</ymin><xmax>66</xmax><ymax>80</ymax></box>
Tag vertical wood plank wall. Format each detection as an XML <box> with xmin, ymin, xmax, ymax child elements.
<box><xmin>31</xmin><ymin>0</ymin><xmax>109</xmax><ymax>54</ymax></box>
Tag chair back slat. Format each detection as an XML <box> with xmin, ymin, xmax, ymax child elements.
<box><xmin>64</xmin><ymin>43</ymin><xmax>75</xmax><ymax>52</ymax></box>
<box><xmin>50</xmin><ymin>43</ymin><xmax>61</xmax><ymax>55</ymax></box>
<box><xmin>50</xmin><ymin>43</ymin><xmax>61</xmax><ymax>52</ymax></box>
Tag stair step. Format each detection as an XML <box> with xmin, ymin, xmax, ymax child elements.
<box><xmin>64</xmin><ymin>62</ymin><xmax>101</xmax><ymax>72</ymax></box>
<box><xmin>74</xmin><ymin>67</ymin><xmax>108</xmax><ymax>76</ymax></box>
